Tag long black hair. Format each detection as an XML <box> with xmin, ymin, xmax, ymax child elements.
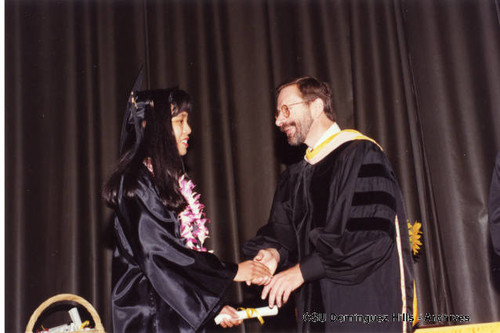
<box><xmin>103</xmin><ymin>88</ymin><xmax>192</xmax><ymax>214</ymax></box>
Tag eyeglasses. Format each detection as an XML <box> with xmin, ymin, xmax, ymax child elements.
<box><xmin>275</xmin><ymin>101</ymin><xmax>307</xmax><ymax>120</ymax></box>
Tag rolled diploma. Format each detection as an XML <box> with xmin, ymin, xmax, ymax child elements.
<box><xmin>69</xmin><ymin>307</ymin><xmax>83</xmax><ymax>327</ymax></box>
<box><xmin>214</xmin><ymin>306</ymin><xmax>278</xmax><ymax>325</ymax></box>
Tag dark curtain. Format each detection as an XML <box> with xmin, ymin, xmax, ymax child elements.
<box><xmin>5</xmin><ymin>0</ymin><xmax>500</xmax><ymax>332</ymax></box>
<box><xmin>402</xmin><ymin>0</ymin><xmax>500</xmax><ymax>321</ymax></box>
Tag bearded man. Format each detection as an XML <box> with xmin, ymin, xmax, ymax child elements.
<box><xmin>243</xmin><ymin>76</ymin><xmax>414</xmax><ymax>332</ymax></box>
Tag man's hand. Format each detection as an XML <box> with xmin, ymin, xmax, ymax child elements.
<box><xmin>217</xmin><ymin>305</ymin><xmax>243</xmax><ymax>328</ymax></box>
<box><xmin>249</xmin><ymin>248</ymin><xmax>280</xmax><ymax>286</ymax></box>
<box><xmin>261</xmin><ymin>264</ymin><xmax>304</xmax><ymax>308</ymax></box>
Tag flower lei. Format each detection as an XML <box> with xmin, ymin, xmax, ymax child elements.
<box><xmin>178</xmin><ymin>175</ymin><xmax>210</xmax><ymax>252</ymax></box>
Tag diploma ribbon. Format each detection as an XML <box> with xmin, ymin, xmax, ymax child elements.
<box><xmin>79</xmin><ymin>320</ymin><xmax>90</xmax><ymax>330</ymax></box>
<box><xmin>237</xmin><ymin>307</ymin><xmax>264</xmax><ymax>325</ymax></box>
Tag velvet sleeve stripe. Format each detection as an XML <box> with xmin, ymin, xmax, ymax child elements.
<box><xmin>351</xmin><ymin>191</ymin><xmax>396</xmax><ymax>210</ymax></box>
<box><xmin>346</xmin><ymin>217</ymin><xmax>393</xmax><ymax>234</ymax></box>
<box><xmin>358</xmin><ymin>163</ymin><xmax>392</xmax><ymax>179</ymax></box>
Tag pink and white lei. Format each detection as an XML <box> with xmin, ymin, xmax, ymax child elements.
<box><xmin>178</xmin><ymin>175</ymin><xmax>210</xmax><ymax>252</ymax></box>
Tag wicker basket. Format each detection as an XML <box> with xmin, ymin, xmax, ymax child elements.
<box><xmin>25</xmin><ymin>293</ymin><xmax>106</xmax><ymax>333</ymax></box>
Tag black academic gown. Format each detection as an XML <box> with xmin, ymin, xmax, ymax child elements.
<box><xmin>112</xmin><ymin>167</ymin><xmax>238</xmax><ymax>333</ymax></box>
<box><xmin>243</xmin><ymin>140</ymin><xmax>414</xmax><ymax>333</ymax></box>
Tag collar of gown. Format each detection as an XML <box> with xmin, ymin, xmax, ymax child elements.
<box><xmin>304</xmin><ymin>124</ymin><xmax>381</xmax><ymax>165</ymax></box>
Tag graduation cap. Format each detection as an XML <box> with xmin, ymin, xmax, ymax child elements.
<box><xmin>119</xmin><ymin>65</ymin><xmax>146</xmax><ymax>156</ymax></box>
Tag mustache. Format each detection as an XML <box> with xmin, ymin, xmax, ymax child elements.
<box><xmin>280</xmin><ymin>122</ymin><xmax>295</xmax><ymax>132</ymax></box>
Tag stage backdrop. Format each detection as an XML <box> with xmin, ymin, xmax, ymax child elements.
<box><xmin>5</xmin><ymin>0</ymin><xmax>500</xmax><ymax>332</ymax></box>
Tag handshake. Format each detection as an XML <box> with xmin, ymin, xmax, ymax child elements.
<box><xmin>218</xmin><ymin>248</ymin><xmax>304</xmax><ymax>328</ymax></box>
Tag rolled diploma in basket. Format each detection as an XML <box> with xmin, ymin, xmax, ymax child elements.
<box><xmin>214</xmin><ymin>306</ymin><xmax>278</xmax><ymax>325</ymax></box>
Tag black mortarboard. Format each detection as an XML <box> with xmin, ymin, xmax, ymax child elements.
<box><xmin>119</xmin><ymin>66</ymin><xmax>146</xmax><ymax>156</ymax></box>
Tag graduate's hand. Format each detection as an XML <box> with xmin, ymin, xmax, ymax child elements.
<box><xmin>234</xmin><ymin>260</ymin><xmax>271</xmax><ymax>283</ymax></box>
<box><xmin>251</xmin><ymin>248</ymin><xmax>280</xmax><ymax>285</ymax></box>
<box><xmin>217</xmin><ymin>305</ymin><xmax>243</xmax><ymax>328</ymax></box>
<box><xmin>261</xmin><ymin>264</ymin><xmax>304</xmax><ymax>308</ymax></box>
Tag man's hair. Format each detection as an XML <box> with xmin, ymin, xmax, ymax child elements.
<box><xmin>276</xmin><ymin>76</ymin><xmax>335</xmax><ymax>121</ymax></box>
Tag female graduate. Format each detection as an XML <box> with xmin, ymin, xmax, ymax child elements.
<box><xmin>103</xmin><ymin>74</ymin><xmax>270</xmax><ymax>332</ymax></box>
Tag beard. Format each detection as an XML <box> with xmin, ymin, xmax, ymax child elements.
<box><xmin>281</xmin><ymin>112</ymin><xmax>313</xmax><ymax>146</ymax></box>
<box><xmin>283</xmin><ymin>122</ymin><xmax>306</xmax><ymax>146</ymax></box>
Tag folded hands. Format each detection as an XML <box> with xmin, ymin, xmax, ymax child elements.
<box><xmin>219</xmin><ymin>248</ymin><xmax>304</xmax><ymax>327</ymax></box>
<box><xmin>252</xmin><ymin>248</ymin><xmax>304</xmax><ymax>308</ymax></box>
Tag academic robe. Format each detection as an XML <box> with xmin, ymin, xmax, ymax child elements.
<box><xmin>112</xmin><ymin>167</ymin><xmax>237</xmax><ymax>333</ymax></box>
<box><xmin>243</xmin><ymin>139</ymin><xmax>414</xmax><ymax>332</ymax></box>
